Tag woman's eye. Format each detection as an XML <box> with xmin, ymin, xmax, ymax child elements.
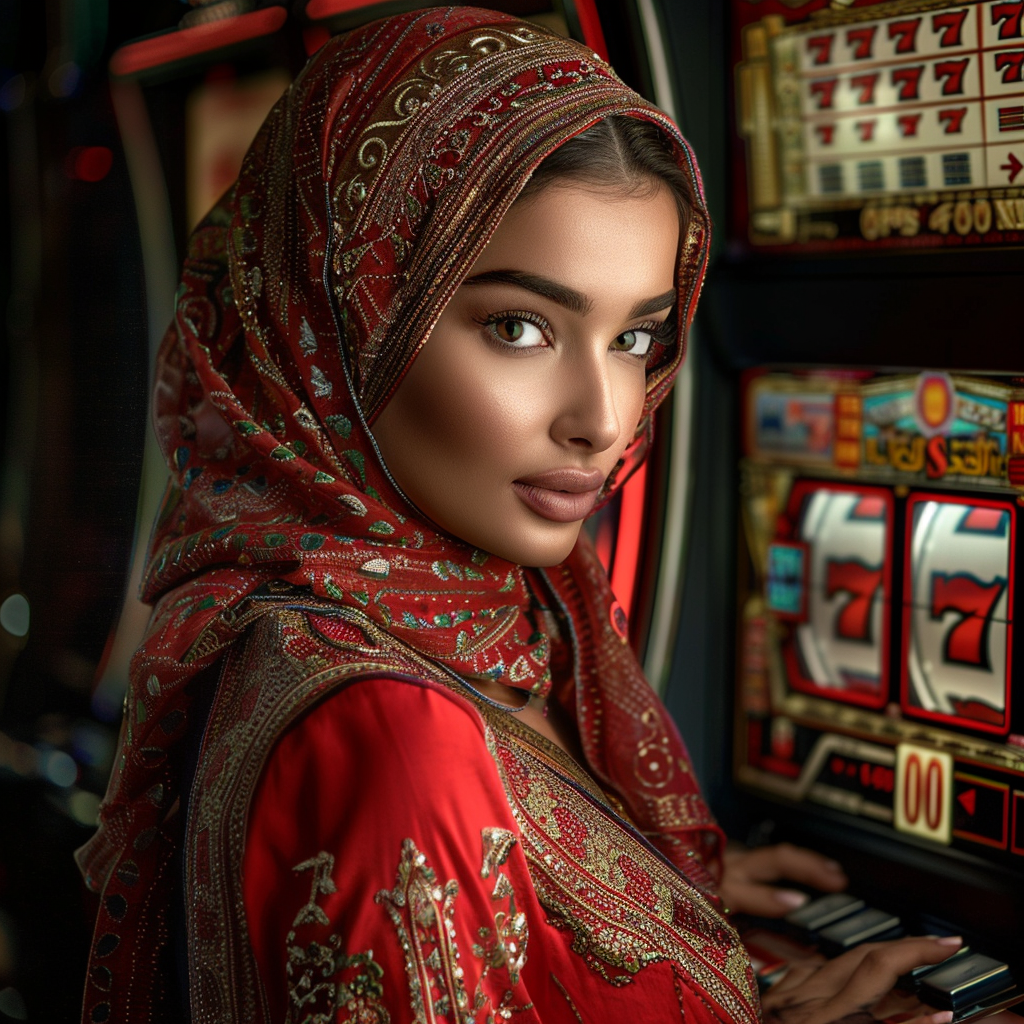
<box><xmin>612</xmin><ymin>329</ymin><xmax>654</xmax><ymax>357</ymax></box>
<box><xmin>486</xmin><ymin>317</ymin><xmax>546</xmax><ymax>349</ymax></box>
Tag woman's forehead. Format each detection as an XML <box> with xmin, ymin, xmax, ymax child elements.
<box><xmin>463</xmin><ymin>183</ymin><xmax>680</xmax><ymax>318</ymax></box>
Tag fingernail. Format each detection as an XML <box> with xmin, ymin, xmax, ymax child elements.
<box><xmin>775</xmin><ymin>890</ymin><xmax>809</xmax><ymax>909</ymax></box>
<box><xmin>825</xmin><ymin>859</ymin><xmax>844</xmax><ymax>871</ymax></box>
<box><xmin>931</xmin><ymin>1012</ymin><xmax>954</xmax><ymax>1023</ymax></box>
<box><xmin>937</xmin><ymin>935</ymin><xmax>963</xmax><ymax>947</ymax></box>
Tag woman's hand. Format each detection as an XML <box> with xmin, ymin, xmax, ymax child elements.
<box><xmin>721</xmin><ymin>842</ymin><xmax>848</xmax><ymax>916</ymax></box>
<box><xmin>761</xmin><ymin>935</ymin><xmax>963</xmax><ymax>1024</ymax></box>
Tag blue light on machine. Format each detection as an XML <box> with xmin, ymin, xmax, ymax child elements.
<box><xmin>767</xmin><ymin>543</ymin><xmax>806</xmax><ymax>617</ymax></box>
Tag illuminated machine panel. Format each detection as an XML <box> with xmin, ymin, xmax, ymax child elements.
<box><xmin>732</xmin><ymin>0</ymin><xmax>1024</xmax><ymax>249</ymax></box>
<box><xmin>903</xmin><ymin>494</ymin><xmax>1014</xmax><ymax>733</ymax></box>
<box><xmin>736</xmin><ymin>368</ymin><xmax>1024</xmax><ymax>880</ymax></box>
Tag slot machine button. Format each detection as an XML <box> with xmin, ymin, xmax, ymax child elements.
<box><xmin>785</xmin><ymin>892</ymin><xmax>865</xmax><ymax>932</ymax></box>
<box><xmin>818</xmin><ymin>907</ymin><xmax>902</xmax><ymax>954</ymax></box>
<box><xmin>917</xmin><ymin>953</ymin><xmax>1015</xmax><ymax>1012</ymax></box>
<box><xmin>903</xmin><ymin>944</ymin><xmax>971</xmax><ymax>982</ymax></box>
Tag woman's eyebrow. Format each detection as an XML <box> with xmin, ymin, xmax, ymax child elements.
<box><xmin>462</xmin><ymin>270</ymin><xmax>591</xmax><ymax>314</ymax></box>
<box><xmin>630</xmin><ymin>289</ymin><xmax>676</xmax><ymax>318</ymax></box>
<box><xmin>462</xmin><ymin>270</ymin><xmax>677</xmax><ymax>320</ymax></box>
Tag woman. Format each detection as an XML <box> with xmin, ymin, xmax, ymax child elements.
<box><xmin>77</xmin><ymin>8</ymin><xmax>962</xmax><ymax>1023</ymax></box>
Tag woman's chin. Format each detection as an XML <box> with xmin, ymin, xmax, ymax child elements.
<box><xmin>474</xmin><ymin>520</ymin><xmax>584</xmax><ymax>568</ymax></box>
<box><xmin>489</xmin><ymin>528</ymin><xmax>581</xmax><ymax>569</ymax></box>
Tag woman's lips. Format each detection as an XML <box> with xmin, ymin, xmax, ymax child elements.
<box><xmin>512</xmin><ymin>468</ymin><xmax>606</xmax><ymax>524</ymax></box>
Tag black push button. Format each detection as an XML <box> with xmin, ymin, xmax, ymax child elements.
<box><xmin>785</xmin><ymin>892</ymin><xmax>865</xmax><ymax>932</ymax></box>
<box><xmin>918</xmin><ymin>953</ymin><xmax>1014</xmax><ymax>1011</ymax></box>
<box><xmin>904</xmin><ymin>944</ymin><xmax>971</xmax><ymax>982</ymax></box>
<box><xmin>818</xmin><ymin>907</ymin><xmax>901</xmax><ymax>953</ymax></box>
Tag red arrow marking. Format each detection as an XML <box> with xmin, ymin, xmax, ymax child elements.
<box><xmin>957</xmin><ymin>788</ymin><xmax>977</xmax><ymax>815</ymax></box>
<box><xmin>1002</xmin><ymin>152</ymin><xmax>1023</xmax><ymax>182</ymax></box>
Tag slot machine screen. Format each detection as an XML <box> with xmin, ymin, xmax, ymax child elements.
<box><xmin>732</xmin><ymin>0</ymin><xmax>1024</xmax><ymax>250</ymax></box>
<box><xmin>734</xmin><ymin>368</ymin><xmax>1024</xmax><ymax>966</ymax></box>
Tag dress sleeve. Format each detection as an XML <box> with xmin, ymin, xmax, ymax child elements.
<box><xmin>242</xmin><ymin>676</ymin><xmax>539</xmax><ymax>1024</ymax></box>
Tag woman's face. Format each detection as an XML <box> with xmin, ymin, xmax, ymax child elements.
<box><xmin>372</xmin><ymin>179</ymin><xmax>680</xmax><ymax>567</ymax></box>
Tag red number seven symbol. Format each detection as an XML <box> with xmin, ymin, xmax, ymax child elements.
<box><xmin>889</xmin><ymin>18</ymin><xmax>922</xmax><ymax>53</ymax></box>
<box><xmin>846</xmin><ymin>26</ymin><xmax>877</xmax><ymax>59</ymax></box>
<box><xmin>855</xmin><ymin>120</ymin><xmax>877</xmax><ymax>142</ymax></box>
<box><xmin>930</xmin><ymin>572</ymin><xmax>1006</xmax><ymax>669</ymax></box>
<box><xmin>892</xmin><ymin>65</ymin><xmax>925</xmax><ymax>101</ymax></box>
<box><xmin>852</xmin><ymin>72</ymin><xmax>880</xmax><ymax>104</ymax></box>
<box><xmin>938</xmin><ymin>107</ymin><xmax>968</xmax><ymax>134</ymax></box>
<box><xmin>995</xmin><ymin>50</ymin><xmax>1024</xmax><ymax>83</ymax></box>
<box><xmin>809</xmin><ymin>78</ymin><xmax>839</xmax><ymax>109</ymax></box>
<box><xmin>933</xmin><ymin>9</ymin><xmax>970</xmax><ymax>48</ymax></box>
<box><xmin>992</xmin><ymin>2</ymin><xmax>1024</xmax><ymax>40</ymax></box>
<box><xmin>827</xmin><ymin>560</ymin><xmax>884</xmax><ymax>642</ymax></box>
<box><xmin>898</xmin><ymin>113</ymin><xmax>923</xmax><ymax>137</ymax></box>
<box><xmin>934</xmin><ymin>58</ymin><xmax>970</xmax><ymax>95</ymax></box>
<box><xmin>807</xmin><ymin>34</ymin><xmax>835</xmax><ymax>65</ymax></box>
<box><xmin>815</xmin><ymin>124</ymin><xmax>836</xmax><ymax>145</ymax></box>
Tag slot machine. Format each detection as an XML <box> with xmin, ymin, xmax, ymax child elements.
<box><xmin>659</xmin><ymin>0</ymin><xmax>1024</xmax><ymax>1015</ymax></box>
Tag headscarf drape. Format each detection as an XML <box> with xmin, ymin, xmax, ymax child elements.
<box><xmin>77</xmin><ymin>4</ymin><xmax>716</xmax><ymax>1016</ymax></box>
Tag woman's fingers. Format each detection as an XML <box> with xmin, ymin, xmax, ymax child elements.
<box><xmin>762</xmin><ymin>961</ymin><xmax>824</xmax><ymax>1003</ymax></box>
<box><xmin>741</xmin><ymin>843</ymin><xmax>849</xmax><ymax>890</ymax></box>
<box><xmin>722</xmin><ymin>842</ymin><xmax>849</xmax><ymax>916</ymax></box>
<box><xmin>727</xmin><ymin>879</ymin><xmax>816</xmax><ymax>917</ymax></box>
<box><xmin>904</xmin><ymin>1012</ymin><xmax>954</xmax><ymax>1024</ymax></box>
<box><xmin>869</xmin><ymin>983</ymin><xmax>926</xmax><ymax>1020</ymax></box>
<box><xmin>814</xmin><ymin>939</ymin><xmax>963</xmax><ymax>1024</ymax></box>
<box><xmin>762</xmin><ymin>937</ymin><xmax>963</xmax><ymax>1024</ymax></box>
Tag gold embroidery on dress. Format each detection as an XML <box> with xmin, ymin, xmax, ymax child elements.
<box><xmin>474</xmin><ymin>828</ymin><xmax>530</xmax><ymax>1020</ymax></box>
<box><xmin>480</xmin><ymin>714</ymin><xmax>759</xmax><ymax>1023</ymax></box>
<box><xmin>188</xmin><ymin>603</ymin><xmax>756</xmax><ymax>1023</ymax></box>
<box><xmin>376</xmin><ymin>832</ymin><xmax>532</xmax><ymax>1024</ymax></box>
<box><xmin>549</xmin><ymin>974</ymin><xmax>584</xmax><ymax>1024</ymax></box>
<box><xmin>376</xmin><ymin>838</ymin><xmax>472</xmax><ymax>1023</ymax></box>
<box><xmin>285</xmin><ymin>851</ymin><xmax>390</xmax><ymax>1024</ymax></box>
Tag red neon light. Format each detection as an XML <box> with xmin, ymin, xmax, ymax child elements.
<box><xmin>67</xmin><ymin>146</ymin><xmax>113</xmax><ymax>182</ymax></box>
<box><xmin>306</xmin><ymin>0</ymin><xmax>382</xmax><ymax>17</ymax></box>
<box><xmin>610</xmin><ymin>461</ymin><xmax>647</xmax><ymax>625</ymax></box>
<box><xmin>570</xmin><ymin>0</ymin><xmax>609</xmax><ymax>61</ymax></box>
<box><xmin>110</xmin><ymin>7</ymin><xmax>287</xmax><ymax>78</ymax></box>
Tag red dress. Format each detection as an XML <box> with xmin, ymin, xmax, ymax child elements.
<box><xmin>244</xmin><ymin>676</ymin><xmax>755</xmax><ymax>1023</ymax></box>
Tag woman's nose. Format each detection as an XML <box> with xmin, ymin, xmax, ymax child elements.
<box><xmin>549</xmin><ymin>346</ymin><xmax>622</xmax><ymax>453</ymax></box>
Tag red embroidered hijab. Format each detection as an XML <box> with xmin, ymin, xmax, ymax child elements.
<box><xmin>77</xmin><ymin>3</ymin><xmax>717</xmax><ymax>1015</ymax></box>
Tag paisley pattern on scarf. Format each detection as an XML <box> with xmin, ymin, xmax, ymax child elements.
<box><xmin>76</xmin><ymin>8</ymin><xmax>717</xmax><ymax>1024</ymax></box>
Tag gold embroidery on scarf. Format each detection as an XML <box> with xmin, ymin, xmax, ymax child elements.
<box><xmin>376</xmin><ymin>832</ymin><xmax>532</xmax><ymax>1024</ymax></box>
<box><xmin>285</xmin><ymin>851</ymin><xmax>390</xmax><ymax>1024</ymax></box>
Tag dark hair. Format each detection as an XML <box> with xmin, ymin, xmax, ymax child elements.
<box><xmin>516</xmin><ymin>115</ymin><xmax>693</xmax><ymax>230</ymax></box>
